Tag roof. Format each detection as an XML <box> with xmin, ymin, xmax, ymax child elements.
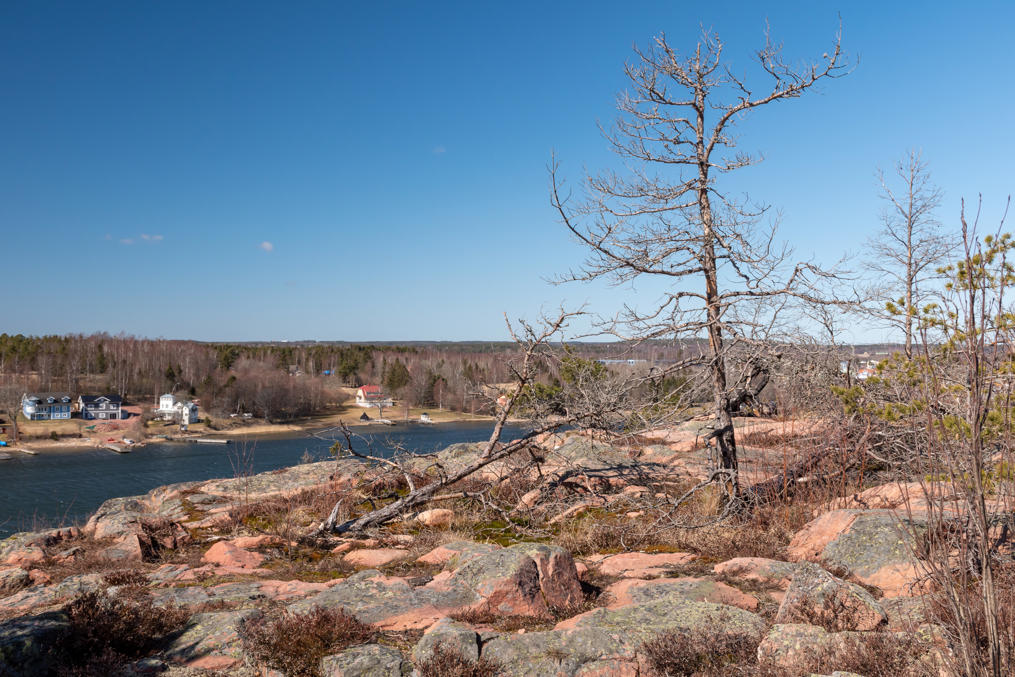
<box><xmin>79</xmin><ymin>394</ymin><xmax>124</xmax><ymax>405</ymax></box>
<box><xmin>359</xmin><ymin>385</ymin><xmax>382</xmax><ymax>393</ymax></box>
<box><xmin>24</xmin><ymin>392</ymin><xmax>72</xmax><ymax>402</ymax></box>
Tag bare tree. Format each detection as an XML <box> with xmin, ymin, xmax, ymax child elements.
<box><xmin>866</xmin><ymin>150</ymin><xmax>950</xmax><ymax>358</ymax></box>
<box><xmin>551</xmin><ymin>26</ymin><xmax>850</xmax><ymax>501</ymax></box>
<box><xmin>315</xmin><ymin>310</ymin><xmax>625</xmax><ymax>534</ymax></box>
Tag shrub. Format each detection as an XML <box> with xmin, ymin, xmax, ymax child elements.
<box><xmin>57</xmin><ymin>589</ymin><xmax>189</xmax><ymax>675</ymax></box>
<box><xmin>640</xmin><ymin>626</ymin><xmax>758</xmax><ymax>676</ymax></box>
<box><xmin>101</xmin><ymin>569</ymin><xmax>150</xmax><ymax>588</ymax></box>
<box><xmin>240</xmin><ymin>606</ymin><xmax>374</xmax><ymax>677</ymax></box>
<box><xmin>415</xmin><ymin>643</ymin><xmax>502</xmax><ymax>677</ymax></box>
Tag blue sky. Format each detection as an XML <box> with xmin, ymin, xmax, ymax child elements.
<box><xmin>3</xmin><ymin>1</ymin><xmax>1013</xmax><ymax>342</ymax></box>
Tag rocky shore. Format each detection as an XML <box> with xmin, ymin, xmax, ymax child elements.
<box><xmin>0</xmin><ymin>420</ymin><xmax>954</xmax><ymax>676</ymax></box>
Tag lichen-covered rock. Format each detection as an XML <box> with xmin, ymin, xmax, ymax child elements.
<box><xmin>787</xmin><ymin>510</ymin><xmax>926</xmax><ymax>597</ymax></box>
<box><xmin>0</xmin><ymin>567</ymin><xmax>32</xmax><ymax>595</ymax></box>
<box><xmin>486</xmin><ymin>590</ymin><xmax>764</xmax><ymax>677</ymax></box>
<box><xmin>757</xmin><ymin>623</ymin><xmax>931</xmax><ymax>674</ymax></box>
<box><xmin>0</xmin><ymin>573</ymin><xmax>104</xmax><ymax>616</ymax></box>
<box><xmin>289</xmin><ymin>570</ymin><xmax>473</xmax><ymax>630</ymax></box>
<box><xmin>774</xmin><ymin>563</ymin><xmax>886</xmax><ymax>631</ymax></box>
<box><xmin>413</xmin><ymin>617</ymin><xmax>480</xmax><ymax>663</ymax></box>
<box><xmin>0</xmin><ymin>611</ymin><xmax>69</xmax><ymax>677</ymax></box>
<box><xmin>416</xmin><ymin>541</ymin><xmax>502</xmax><ymax>567</ymax></box>
<box><xmin>162</xmin><ymin>608</ymin><xmax>263</xmax><ymax>670</ymax></box>
<box><xmin>0</xmin><ymin>527</ymin><xmax>80</xmax><ymax>566</ymax></box>
<box><xmin>440</xmin><ymin>543</ymin><xmax>580</xmax><ymax>616</ymax></box>
<box><xmin>504</xmin><ymin>543</ymin><xmax>583</xmax><ymax>610</ymax></box>
<box><xmin>197</xmin><ymin>459</ymin><xmax>361</xmax><ymax>501</ymax></box>
<box><xmin>482</xmin><ymin>628</ymin><xmax>635</xmax><ymax>677</ymax></box>
<box><xmin>602</xmin><ymin>577</ymin><xmax>758</xmax><ymax>611</ymax></box>
<box><xmin>713</xmin><ymin>557</ymin><xmax>802</xmax><ymax>595</ymax></box>
<box><xmin>321</xmin><ymin>643</ymin><xmax>412</xmax><ymax>676</ymax></box>
<box><xmin>83</xmin><ymin>495</ymin><xmax>151</xmax><ymax>540</ymax></box>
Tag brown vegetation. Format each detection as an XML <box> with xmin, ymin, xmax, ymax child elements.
<box><xmin>240</xmin><ymin>606</ymin><xmax>375</xmax><ymax>677</ymax></box>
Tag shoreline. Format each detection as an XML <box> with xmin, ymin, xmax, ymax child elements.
<box><xmin>4</xmin><ymin>408</ymin><xmax>513</xmax><ymax>453</ymax></box>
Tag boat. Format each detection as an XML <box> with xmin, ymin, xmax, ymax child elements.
<box><xmin>376</xmin><ymin>419</ymin><xmax>395</xmax><ymax>426</ymax></box>
<box><xmin>420</xmin><ymin>413</ymin><xmax>435</xmax><ymax>424</ymax></box>
<box><xmin>195</xmin><ymin>438</ymin><xmax>229</xmax><ymax>444</ymax></box>
<box><xmin>105</xmin><ymin>444</ymin><xmax>128</xmax><ymax>454</ymax></box>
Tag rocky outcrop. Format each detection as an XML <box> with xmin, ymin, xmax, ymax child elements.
<box><xmin>0</xmin><ymin>611</ymin><xmax>69</xmax><ymax>677</ymax></box>
<box><xmin>291</xmin><ymin>542</ymin><xmax>582</xmax><ymax>629</ymax></box>
<box><xmin>486</xmin><ymin>589</ymin><xmax>765</xmax><ymax>676</ymax></box>
<box><xmin>413</xmin><ymin>617</ymin><xmax>481</xmax><ymax>663</ymax></box>
<box><xmin>162</xmin><ymin>608</ymin><xmax>263</xmax><ymax>670</ymax></box>
<box><xmin>787</xmin><ymin>509</ymin><xmax>927</xmax><ymax>597</ymax></box>
<box><xmin>774</xmin><ymin>563</ymin><xmax>886</xmax><ymax>631</ymax></box>
<box><xmin>321</xmin><ymin>644</ymin><xmax>412</xmax><ymax>676</ymax></box>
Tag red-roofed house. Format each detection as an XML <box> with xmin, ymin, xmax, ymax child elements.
<box><xmin>355</xmin><ymin>385</ymin><xmax>393</xmax><ymax>408</ymax></box>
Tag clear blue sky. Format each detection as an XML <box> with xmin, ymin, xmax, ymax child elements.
<box><xmin>3</xmin><ymin>1</ymin><xmax>1013</xmax><ymax>342</ymax></box>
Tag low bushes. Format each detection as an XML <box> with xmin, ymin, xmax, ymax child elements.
<box><xmin>57</xmin><ymin>589</ymin><xmax>189</xmax><ymax>675</ymax></box>
<box><xmin>239</xmin><ymin>606</ymin><xmax>374</xmax><ymax>677</ymax></box>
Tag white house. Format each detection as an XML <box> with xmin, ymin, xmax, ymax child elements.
<box><xmin>355</xmin><ymin>385</ymin><xmax>392</xmax><ymax>408</ymax></box>
<box><xmin>155</xmin><ymin>393</ymin><xmax>200</xmax><ymax>423</ymax></box>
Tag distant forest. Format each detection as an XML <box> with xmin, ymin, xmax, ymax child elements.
<box><xmin>0</xmin><ymin>333</ymin><xmax>689</xmax><ymax>421</ymax></box>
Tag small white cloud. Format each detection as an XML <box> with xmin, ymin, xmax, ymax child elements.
<box><xmin>141</xmin><ymin>233</ymin><xmax>164</xmax><ymax>242</ymax></box>
<box><xmin>259</xmin><ymin>241</ymin><xmax>274</xmax><ymax>252</ymax></box>
<box><xmin>119</xmin><ymin>238</ymin><xmax>134</xmax><ymax>245</ymax></box>
<box><xmin>432</xmin><ymin>145</ymin><xmax>446</xmax><ymax>155</ymax></box>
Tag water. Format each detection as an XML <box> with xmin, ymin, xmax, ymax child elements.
<box><xmin>0</xmin><ymin>421</ymin><xmax>529</xmax><ymax>538</ymax></box>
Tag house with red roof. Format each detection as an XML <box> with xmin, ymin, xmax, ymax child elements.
<box><xmin>355</xmin><ymin>385</ymin><xmax>393</xmax><ymax>408</ymax></box>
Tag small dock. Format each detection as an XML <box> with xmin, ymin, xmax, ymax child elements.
<box><xmin>16</xmin><ymin>447</ymin><xmax>39</xmax><ymax>456</ymax></box>
<box><xmin>195</xmin><ymin>438</ymin><xmax>229</xmax><ymax>445</ymax></box>
<box><xmin>0</xmin><ymin>453</ymin><xmax>12</xmax><ymax>461</ymax></box>
<box><xmin>105</xmin><ymin>444</ymin><xmax>129</xmax><ymax>454</ymax></box>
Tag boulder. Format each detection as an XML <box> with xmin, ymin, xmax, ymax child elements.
<box><xmin>344</xmin><ymin>548</ymin><xmax>411</xmax><ymax>569</ymax></box>
<box><xmin>416</xmin><ymin>508</ymin><xmax>455</xmax><ymax>528</ymax></box>
<box><xmin>321</xmin><ymin>644</ymin><xmax>412</xmax><ymax>676</ymax></box>
<box><xmin>201</xmin><ymin>541</ymin><xmax>265</xmax><ymax>569</ymax></box>
<box><xmin>413</xmin><ymin>617</ymin><xmax>480</xmax><ymax>663</ymax></box>
<box><xmin>439</xmin><ymin>543</ymin><xmax>582</xmax><ymax>616</ymax></box>
<box><xmin>787</xmin><ymin>510</ymin><xmax>926</xmax><ymax>597</ymax></box>
<box><xmin>83</xmin><ymin>496</ymin><xmax>151</xmax><ymax>540</ymax></box>
<box><xmin>774</xmin><ymin>563</ymin><xmax>886</xmax><ymax>631</ymax></box>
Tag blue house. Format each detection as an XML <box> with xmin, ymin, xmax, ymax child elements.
<box><xmin>22</xmin><ymin>393</ymin><xmax>73</xmax><ymax>420</ymax></box>
<box><xmin>78</xmin><ymin>394</ymin><xmax>125</xmax><ymax>420</ymax></box>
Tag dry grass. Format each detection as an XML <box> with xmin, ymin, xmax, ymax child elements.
<box><xmin>55</xmin><ymin>589</ymin><xmax>190</xmax><ymax>676</ymax></box>
<box><xmin>640</xmin><ymin>624</ymin><xmax>759</xmax><ymax>676</ymax></box>
<box><xmin>415</xmin><ymin>643</ymin><xmax>503</xmax><ymax>677</ymax></box>
<box><xmin>240</xmin><ymin>606</ymin><xmax>374</xmax><ymax>677</ymax></box>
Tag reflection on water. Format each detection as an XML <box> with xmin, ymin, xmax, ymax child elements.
<box><xmin>0</xmin><ymin>421</ymin><xmax>528</xmax><ymax>538</ymax></box>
